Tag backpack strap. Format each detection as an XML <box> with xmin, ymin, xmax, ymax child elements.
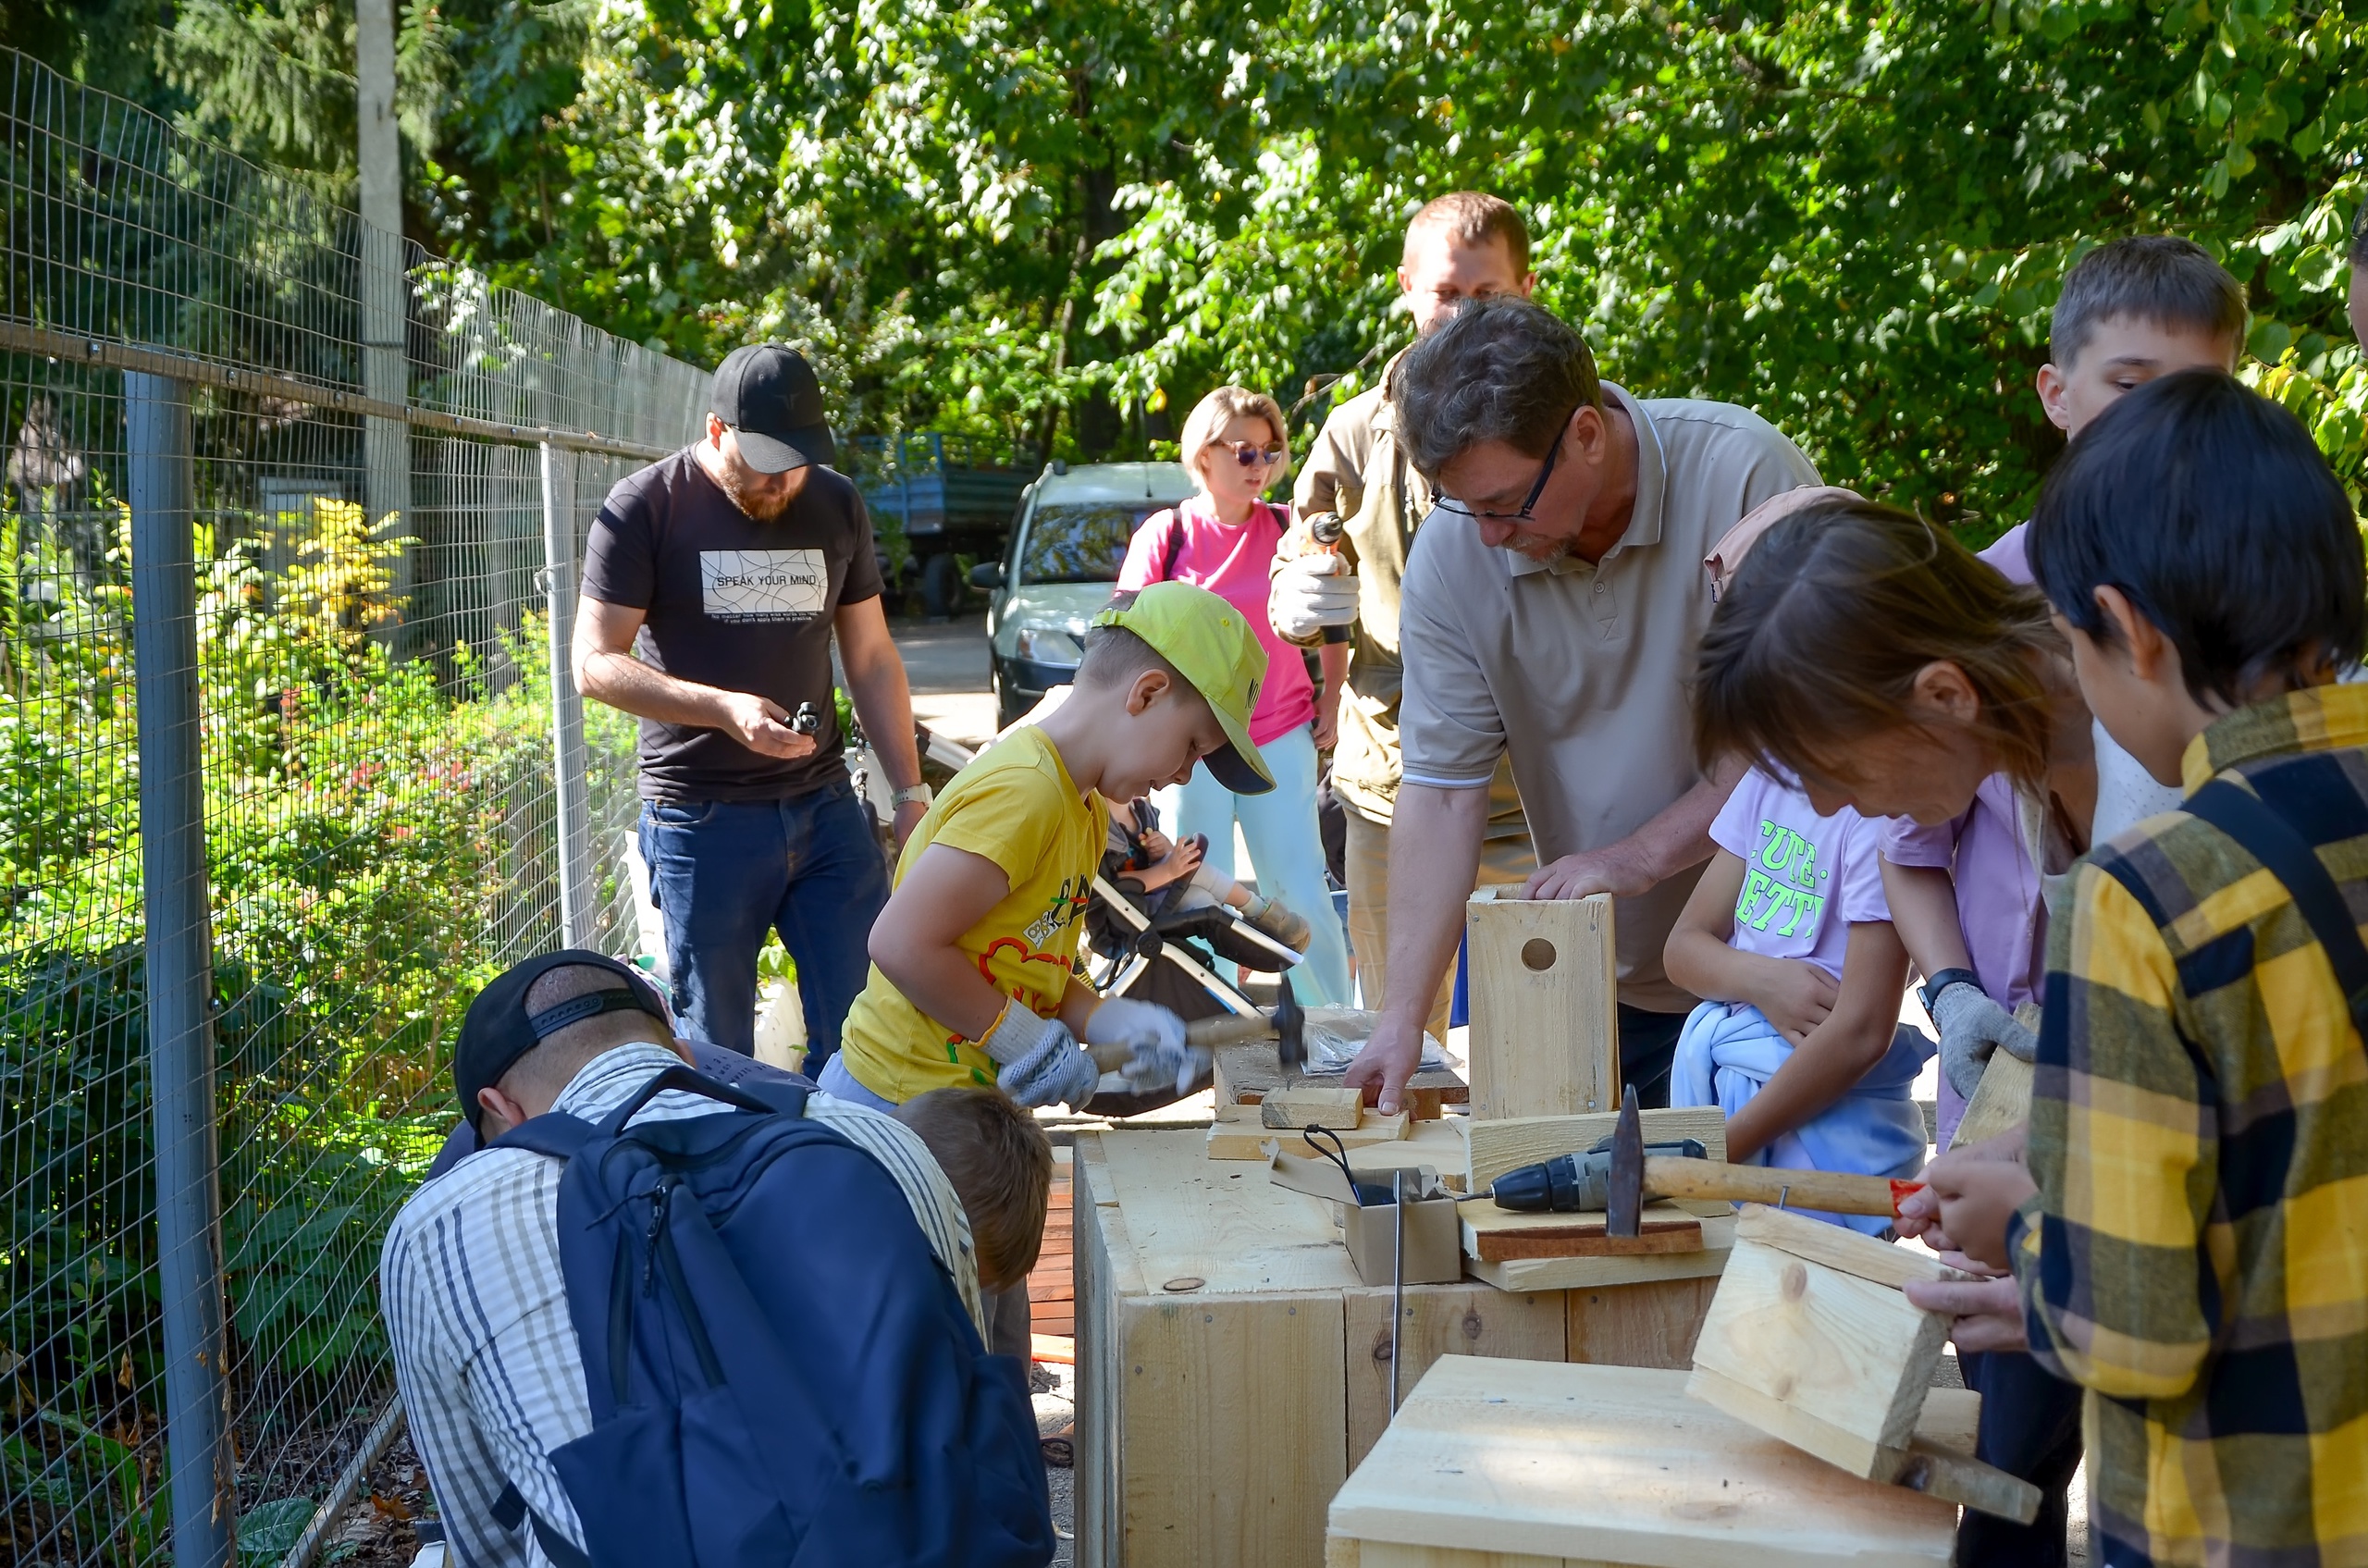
<box><xmin>594</xmin><ymin>1063</ymin><xmax>782</xmax><ymax>1135</ymax></box>
<box><xmin>2184</xmin><ymin>777</ymin><xmax>2368</xmax><ymax>1043</ymax></box>
<box><xmin>488</xmin><ymin>1112</ymin><xmax>597</xmax><ymax>1162</ymax></box>
<box><xmin>491</xmin><ymin>1482</ymin><xmax>592</xmax><ymax>1568</ymax></box>
<box><xmin>1160</xmin><ymin>506</ymin><xmax>1188</xmax><ymax>582</ymax></box>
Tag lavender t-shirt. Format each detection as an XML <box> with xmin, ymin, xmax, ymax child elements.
<box><xmin>1708</xmin><ymin>767</ymin><xmax>1893</xmax><ymax>981</ymax></box>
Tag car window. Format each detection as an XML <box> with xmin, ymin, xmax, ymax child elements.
<box><xmin>1016</xmin><ymin>500</ymin><xmax>1175</xmax><ymax>586</ymax></box>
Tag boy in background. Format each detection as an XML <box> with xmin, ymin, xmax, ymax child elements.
<box><xmin>1884</xmin><ymin>235</ymin><xmax>2245</xmax><ymax>1568</ymax></box>
<box><xmin>1913</xmin><ymin>369</ymin><xmax>2368</xmax><ymax>1566</ymax></box>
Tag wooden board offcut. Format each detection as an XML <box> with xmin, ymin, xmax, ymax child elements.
<box><xmin>1950</xmin><ymin>1047</ymin><xmax>2035</xmax><ymax>1150</ymax></box>
<box><xmin>1464</xmin><ymin>890</ymin><xmax>1621</xmax><ymax>1121</ymax></box>
<box><xmin>1207</xmin><ymin>1103</ymin><xmax>1410</xmax><ymax>1160</ymax></box>
<box><xmin>1463</xmin><ymin>1212</ymin><xmax>1735</xmax><ymax>1293</ymax></box>
<box><xmin>1215</xmin><ymin>1042</ymin><xmax>1468</xmax><ymax>1121</ymax></box>
<box><xmin>1463</xmin><ymin>1106</ymin><xmax>1730</xmax><ymax>1197</ymax></box>
<box><xmin>1326</xmin><ymin>1358</ymin><xmax>1963</xmax><ymax>1568</ymax></box>
<box><xmin>1685</xmin><ymin>1235</ymin><xmax>1951</xmax><ymax>1474</ymax></box>
<box><xmin>1460</xmin><ymin>1199</ymin><xmax>1704</xmax><ymax>1262</ymax></box>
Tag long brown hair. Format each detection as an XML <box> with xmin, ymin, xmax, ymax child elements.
<box><xmin>1692</xmin><ymin>500</ymin><xmax>2063</xmax><ymax>790</ymax></box>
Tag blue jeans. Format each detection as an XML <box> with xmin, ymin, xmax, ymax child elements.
<box><xmin>638</xmin><ymin>782</ymin><xmax>892</xmax><ymax>1074</ymax></box>
<box><xmin>1164</xmin><ymin>723</ymin><xmax>1353</xmax><ymax>1006</ymax></box>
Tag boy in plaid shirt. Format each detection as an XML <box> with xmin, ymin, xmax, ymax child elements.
<box><xmin>1911</xmin><ymin>369</ymin><xmax>2368</xmax><ymax>1565</ymax></box>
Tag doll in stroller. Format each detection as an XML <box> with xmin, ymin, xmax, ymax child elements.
<box><xmin>1080</xmin><ymin>796</ymin><xmax>1314</xmax><ymax>1117</ymax></box>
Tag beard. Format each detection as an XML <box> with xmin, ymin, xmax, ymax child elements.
<box><xmin>717</xmin><ymin>461</ymin><xmax>796</xmax><ymax>522</ymax></box>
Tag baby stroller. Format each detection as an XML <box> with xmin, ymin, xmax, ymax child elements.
<box><xmin>916</xmin><ymin>722</ymin><xmax>1306</xmax><ymax>1117</ymax></box>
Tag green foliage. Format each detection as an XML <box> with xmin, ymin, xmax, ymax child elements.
<box><xmin>0</xmin><ymin>491</ymin><xmax>572</xmax><ymax>1559</ymax></box>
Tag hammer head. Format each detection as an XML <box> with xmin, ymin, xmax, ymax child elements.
<box><xmin>1605</xmin><ymin>1083</ymin><xmax>1644</xmax><ymax>1238</ymax></box>
<box><xmin>1273</xmin><ymin>971</ymin><xmax>1305</xmax><ymax>1071</ymax></box>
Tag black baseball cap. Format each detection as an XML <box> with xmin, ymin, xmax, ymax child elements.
<box><xmin>454</xmin><ymin>950</ymin><xmax>673</xmax><ymax>1133</ymax></box>
<box><xmin>709</xmin><ymin>345</ymin><xmax>836</xmax><ymax>474</ymax></box>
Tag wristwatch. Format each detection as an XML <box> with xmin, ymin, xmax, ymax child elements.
<box><xmin>891</xmin><ymin>783</ymin><xmax>934</xmax><ymax>810</ymax></box>
<box><xmin>1918</xmin><ymin>967</ymin><xmax>1982</xmax><ymax>1021</ymax></box>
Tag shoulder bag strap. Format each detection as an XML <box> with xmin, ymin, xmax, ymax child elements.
<box><xmin>2184</xmin><ymin>777</ymin><xmax>2368</xmax><ymax>1043</ymax></box>
<box><xmin>1160</xmin><ymin>504</ymin><xmax>1190</xmax><ymax>582</ymax></box>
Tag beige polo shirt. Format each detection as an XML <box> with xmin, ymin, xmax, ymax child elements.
<box><xmin>1397</xmin><ymin>383</ymin><xmax>1819</xmax><ymax>1013</ymax></box>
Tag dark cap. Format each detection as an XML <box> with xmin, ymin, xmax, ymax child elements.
<box><xmin>709</xmin><ymin>345</ymin><xmax>836</xmax><ymax>474</ymax></box>
<box><xmin>454</xmin><ymin>949</ymin><xmax>672</xmax><ymax>1134</ymax></box>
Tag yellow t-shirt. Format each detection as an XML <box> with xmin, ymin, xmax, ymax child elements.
<box><xmin>839</xmin><ymin>725</ymin><xmax>1109</xmax><ymax>1103</ymax></box>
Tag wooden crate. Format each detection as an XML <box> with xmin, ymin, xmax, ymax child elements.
<box><xmin>1325</xmin><ymin>1358</ymin><xmax>1967</xmax><ymax>1568</ymax></box>
<box><xmin>1074</xmin><ymin>1131</ymin><xmax>1725</xmax><ymax>1568</ymax></box>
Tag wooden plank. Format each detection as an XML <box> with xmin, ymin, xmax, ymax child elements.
<box><xmin>1326</xmin><ymin>1358</ymin><xmax>1959</xmax><ymax>1567</ymax></box>
<box><xmin>1464</xmin><ymin>889</ymin><xmax>1621</xmax><ymax>1121</ymax></box>
<box><xmin>1262</xmin><ymin>1085</ymin><xmax>1367</xmax><ymax>1129</ymax></box>
<box><xmin>1462</xmin><ymin>1200</ymin><xmax>1702</xmax><ymax>1262</ymax></box>
<box><xmin>1464</xmin><ymin>1106</ymin><xmax>1729</xmax><ymax>1196</ymax></box>
<box><xmin>1950</xmin><ymin>1046</ymin><xmax>2034</xmax><ymax>1150</ymax></box>
<box><xmin>1463</xmin><ymin>1213</ymin><xmax>1735</xmax><ymax>1293</ymax></box>
<box><xmin>1118</xmin><ymin>1290</ymin><xmax>1345</xmax><ymax>1568</ymax></box>
<box><xmin>1343</xmin><ymin>1284</ymin><xmax>1566</xmax><ymax>1471</ymax></box>
<box><xmin>1565</xmin><ymin>1276</ymin><xmax>1719</xmax><ymax>1370</ymax></box>
<box><xmin>1097</xmin><ymin>1130</ymin><xmax>1367</xmax><ymax>1294</ymax></box>
<box><xmin>1208</xmin><ymin>1104</ymin><xmax>1410</xmax><ymax>1161</ymax></box>
<box><xmin>1686</xmin><ymin>1237</ymin><xmax>1949</xmax><ymax>1466</ymax></box>
<box><xmin>1733</xmin><ymin>1204</ymin><xmax>1967</xmax><ymax>1290</ymax></box>
<box><xmin>1215</xmin><ymin>1042</ymin><xmax>1467</xmax><ymax>1119</ymax></box>
<box><xmin>1349</xmin><ymin>1545</ymin><xmax>1580</xmax><ymax>1568</ymax></box>
<box><xmin>1074</xmin><ymin>1136</ymin><xmax>1125</xmax><ymax>1568</ymax></box>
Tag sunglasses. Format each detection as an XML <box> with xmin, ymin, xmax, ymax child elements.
<box><xmin>1207</xmin><ymin>439</ymin><xmax>1285</xmax><ymax>470</ymax></box>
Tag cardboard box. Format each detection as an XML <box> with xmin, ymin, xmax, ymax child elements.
<box><xmin>1268</xmin><ymin>1149</ymin><xmax>1462</xmax><ymax>1287</ymax></box>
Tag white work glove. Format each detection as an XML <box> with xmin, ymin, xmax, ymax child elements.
<box><xmin>1269</xmin><ymin>552</ymin><xmax>1360</xmax><ymax>643</ymax></box>
<box><xmin>980</xmin><ymin>1003</ymin><xmax>1098</xmax><ymax>1110</ymax></box>
<box><xmin>1083</xmin><ymin>996</ymin><xmax>1197</xmax><ymax>1095</ymax></box>
<box><xmin>1931</xmin><ymin>983</ymin><xmax>2039</xmax><ymax>1101</ymax></box>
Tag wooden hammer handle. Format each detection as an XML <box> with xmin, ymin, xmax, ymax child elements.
<box><xmin>1644</xmin><ymin>1155</ymin><xmax>1915</xmax><ymax>1217</ymax></box>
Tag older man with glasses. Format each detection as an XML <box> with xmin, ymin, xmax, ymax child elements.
<box><xmin>1343</xmin><ymin>298</ymin><xmax>1821</xmax><ymax>1115</ymax></box>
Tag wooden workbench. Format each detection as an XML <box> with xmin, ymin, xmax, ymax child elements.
<box><xmin>1073</xmin><ymin>1131</ymin><xmax>1731</xmax><ymax>1568</ymax></box>
<box><xmin>1326</xmin><ymin>1357</ymin><xmax>1970</xmax><ymax>1568</ymax></box>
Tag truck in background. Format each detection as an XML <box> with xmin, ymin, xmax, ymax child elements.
<box><xmin>845</xmin><ymin>432</ymin><xmax>1038</xmax><ymax>619</ymax></box>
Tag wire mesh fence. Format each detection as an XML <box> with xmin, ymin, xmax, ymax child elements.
<box><xmin>0</xmin><ymin>48</ymin><xmax>705</xmax><ymax>1566</ymax></box>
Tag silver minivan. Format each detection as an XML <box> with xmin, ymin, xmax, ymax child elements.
<box><xmin>969</xmin><ymin>460</ymin><xmax>1196</xmax><ymax>730</ymax></box>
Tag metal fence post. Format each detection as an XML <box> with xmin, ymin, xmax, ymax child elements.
<box><xmin>540</xmin><ymin>441</ymin><xmax>596</xmax><ymax>948</ymax></box>
<box><xmin>128</xmin><ymin>370</ymin><xmax>235</xmax><ymax>1568</ymax></box>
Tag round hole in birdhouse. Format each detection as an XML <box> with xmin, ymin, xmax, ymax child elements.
<box><xmin>1521</xmin><ymin>938</ymin><xmax>1556</xmax><ymax>971</ymax></box>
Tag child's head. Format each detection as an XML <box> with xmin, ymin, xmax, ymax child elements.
<box><xmin>2040</xmin><ymin>237</ymin><xmax>2244</xmax><ymax>438</ymax></box>
<box><xmin>1399</xmin><ymin>192</ymin><xmax>1537</xmax><ymax>338</ymax></box>
<box><xmin>1180</xmin><ymin>387</ymin><xmax>1289</xmax><ymax>512</ymax></box>
<box><xmin>1692</xmin><ymin>499</ymin><xmax>2063</xmax><ymax>825</ymax></box>
<box><xmin>894</xmin><ymin>1086</ymin><xmax>1055</xmax><ymax>1293</ymax></box>
<box><xmin>1073</xmin><ymin>581</ymin><xmax>1274</xmax><ymax>802</ymax></box>
<box><xmin>2029</xmin><ymin>369</ymin><xmax>2363</xmax><ymax>779</ymax></box>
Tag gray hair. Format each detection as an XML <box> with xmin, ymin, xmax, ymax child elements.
<box><xmin>1394</xmin><ymin>298</ymin><xmax>1603</xmax><ymax>479</ymax></box>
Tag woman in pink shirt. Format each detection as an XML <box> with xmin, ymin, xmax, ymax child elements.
<box><xmin>1117</xmin><ymin>386</ymin><xmax>1353</xmax><ymax>1006</ymax></box>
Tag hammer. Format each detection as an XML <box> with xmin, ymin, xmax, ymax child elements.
<box><xmin>1492</xmin><ymin>1084</ymin><xmax>1924</xmax><ymax>1231</ymax></box>
<box><xmin>1084</xmin><ymin>972</ymin><xmax>1306</xmax><ymax>1073</ymax></box>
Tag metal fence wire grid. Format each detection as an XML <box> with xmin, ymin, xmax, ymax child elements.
<box><xmin>0</xmin><ymin>48</ymin><xmax>709</xmax><ymax>1567</ymax></box>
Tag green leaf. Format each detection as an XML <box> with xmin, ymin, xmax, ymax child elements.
<box><xmin>239</xmin><ymin>1496</ymin><xmax>318</xmax><ymax>1559</ymax></box>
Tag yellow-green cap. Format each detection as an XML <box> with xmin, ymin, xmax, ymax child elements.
<box><xmin>1092</xmin><ymin>581</ymin><xmax>1275</xmax><ymax>794</ymax></box>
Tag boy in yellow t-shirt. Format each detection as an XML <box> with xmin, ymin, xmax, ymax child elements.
<box><xmin>824</xmin><ymin>581</ymin><xmax>1275</xmax><ymax>1111</ymax></box>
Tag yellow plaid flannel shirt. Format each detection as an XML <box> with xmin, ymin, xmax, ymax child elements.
<box><xmin>2009</xmin><ymin>684</ymin><xmax>2368</xmax><ymax>1567</ymax></box>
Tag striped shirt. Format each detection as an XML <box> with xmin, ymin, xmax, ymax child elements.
<box><xmin>2007</xmin><ymin>685</ymin><xmax>2368</xmax><ymax>1567</ymax></box>
<box><xmin>380</xmin><ymin>1043</ymin><xmax>984</xmax><ymax>1568</ymax></box>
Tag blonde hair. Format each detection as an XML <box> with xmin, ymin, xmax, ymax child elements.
<box><xmin>1179</xmin><ymin>386</ymin><xmax>1289</xmax><ymax>488</ymax></box>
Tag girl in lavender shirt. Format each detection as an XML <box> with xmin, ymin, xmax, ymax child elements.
<box><xmin>1663</xmin><ymin>765</ymin><xmax>1931</xmax><ymax>1233</ymax></box>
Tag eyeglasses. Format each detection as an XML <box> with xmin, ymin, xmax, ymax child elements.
<box><xmin>1208</xmin><ymin>439</ymin><xmax>1285</xmax><ymax>470</ymax></box>
<box><xmin>1433</xmin><ymin>416</ymin><xmax>1571</xmax><ymax>524</ymax></box>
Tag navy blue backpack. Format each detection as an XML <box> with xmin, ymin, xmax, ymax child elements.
<box><xmin>488</xmin><ymin>1065</ymin><xmax>1054</xmax><ymax>1567</ymax></box>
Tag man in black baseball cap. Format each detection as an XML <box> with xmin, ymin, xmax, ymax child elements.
<box><xmin>574</xmin><ymin>345</ymin><xmax>934</xmax><ymax>1073</ymax></box>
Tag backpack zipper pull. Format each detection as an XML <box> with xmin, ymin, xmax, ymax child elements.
<box><xmin>642</xmin><ymin>1179</ymin><xmax>672</xmax><ymax>1297</ymax></box>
